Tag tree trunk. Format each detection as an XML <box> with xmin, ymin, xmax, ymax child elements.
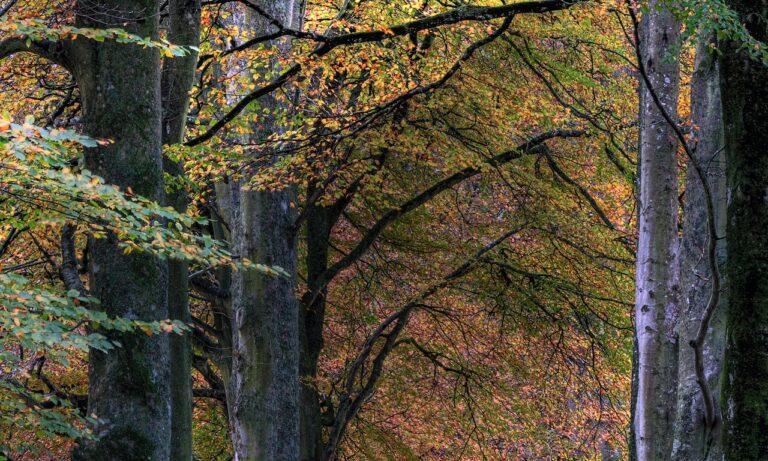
<box><xmin>223</xmin><ymin>180</ymin><xmax>300</xmax><ymax>461</ymax></box>
<box><xmin>161</xmin><ymin>1</ymin><xmax>201</xmax><ymax>459</ymax></box>
<box><xmin>219</xmin><ymin>2</ymin><xmax>302</xmax><ymax>460</ymax></box>
<box><xmin>162</xmin><ymin>0</ymin><xmax>200</xmax><ymax>144</ymax></box>
<box><xmin>632</xmin><ymin>2</ymin><xmax>681</xmax><ymax>460</ymax></box>
<box><xmin>719</xmin><ymin>2</ymin><xmax>768</xmax><ymax>458</ymax></box>
<box><xmin>671</xmin><ymin>34</ymin><xmax>726</xmax><ymax>461</ymax></box>
<box><xmin>69</xmin><ymin>1</ymin><xmax>170</xmax><ymax>459</ymax></box>
<box><xmin>300</xmin><ymin>198</ymin><xmax>333</xmax><ymax>461</ymax></box>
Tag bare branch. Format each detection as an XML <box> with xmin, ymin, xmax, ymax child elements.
<box><xmin>0</xmin><ymin>0</ymin><xmax>18</xmax><ymax>18</ymax></box>
<box><xmin>0</xmin><ymin>225</ymin><xmax>23</xmax><ymax>258</ymax></box>
<box><xmin>193</xmin><ymin>387</ymin><xmax>226</xmax><ymax>400</ymax></box>
<box><xmin>313</xmin><ymin>129</ymin><xmax>587</xmax><ymax>293</ymax></box>
<box><xmin>542</xmin><ymin>146</ymin><xmax>621</xmax><ymax>231</ymax></box>
<box><xmin>184</xmin><ymin>63</ymin><xmax>300</xmax><ymax>146</ymax></box>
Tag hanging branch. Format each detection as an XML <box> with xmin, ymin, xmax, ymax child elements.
<box><xmin>323</xmin><ymin>224</ymin><xmax>526</xmax><ymax>459</ymax></box>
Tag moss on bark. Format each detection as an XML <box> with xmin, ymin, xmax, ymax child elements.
<box><xmin>69</xmin><ymin>1</ymin><xmax>171</xmax><ymax>459</ymax></box>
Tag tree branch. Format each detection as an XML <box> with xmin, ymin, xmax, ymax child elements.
<box><xmin>313</xmin><ymin>129</ymin><xmax>586</xmax><ymax>293</ymax></box>
<box><xmin>0</xmin><ymin>0</ymin><xmax>18</xmax><ymax>18</ymax></box>
<box><xmin>542</xmin><ymin>146</ymin><xmax>627</xmax><ymax>237</ymax></box>
<box><xmin>0</xmin><ymin>225</ymin><xmax>23</xmax><ymax>258</ymax></box>
<box><xmin>184</xmin><ymin>63</ymin><xmax>300</xmax><ymax>146</ymax></box>
<box><xmin>59</xmin><ymin>224</ymin><xmax>87</xmax><ymax>297</ymax></box>
<box><xmin>0</xmin><ymin>37</ymin><xmax>69</xmax><ymax>69</ymax></box>
<box><xmin>187</xmin><ymin>0</ymin><xmax>585</xmax><ymax>145</ymax></box>
<box><xmin>313</xmin><ymin>0</ymin><xmax>585</xmax><ymax>54</ymax></box>
<box><xmin>324</xmin><ymin>225</ymin><xmax>525</xmax><ymax>458</ymax></box>
<box><xmin>193</xmin><ymin>387</ymin><xmax>226</xmax><ymax>400</ymax></box>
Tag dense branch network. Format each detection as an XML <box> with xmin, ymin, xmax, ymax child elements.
<box><xmin>185</xmin><ymin>0</ymin><xmax>587</xmax><ymax>145</ymax></box>
<box><xmin>313</xmin><ymin>128</ymin><xmax>588</xmax><ymax>293</ymax></box>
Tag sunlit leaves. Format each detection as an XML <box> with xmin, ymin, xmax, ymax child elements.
<box><xmin>1</xmin><ymin>19</ymin><xmax>194</xmax><ymax>57</ymax></box>
<box><xmin>0</xmin><ymin>273</ymin><xmax>185</xmax><ymax>353</ymax></box>
<box><xmin>0</xmin><ymin>117</ymin><xmax>284</xmax><ymax>276</ymax></box>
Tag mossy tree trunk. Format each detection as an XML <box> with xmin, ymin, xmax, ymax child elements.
<box><xmin>67</xmin><ymin>1</ymin><xmax>171</xmax><ymax>459</ymax></box>
<box><xmin>161</xmin><ymin>1</ymin><xmax>201</xmax><ymax>459</ymax></box>
<box><xmin>719</xmin><ymin>1</ymin><xmax>768</xmax><ymax>458</ymax></box>
<box><xmin>632</xmin><ymin>2</ymin><xmax>681</xmax><ymax>459</ymax></box>
<box><xmin>223</xmin><ymin>180</ymin><xmax>300</xmax><ymax>461</ymax></box>
<box><xmin>216</xmin><ymin>2</ymin><xmax>303</xmax><ymax>460</ymax></box>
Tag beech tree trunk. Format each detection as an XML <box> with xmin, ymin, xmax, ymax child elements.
<box><xmin>719</xmin><ymin>1</ymin><xmax>768</xmax><ymax>458</ymax></box>
<box><xmin>300</xmin><ymin>197</ymin><xmax>333</xmax><ymax>461</ymax></box>
<box><xmin>671</xmin><ymin>35</ymin><xmax>726</xmax><ymax>461</ymax></box>
<box><xmin>161</xmin><ymin>1</ymin><xmax>201</xmax><ymax>459</ymax></box>
<box><xmin>68</xmin><ymin>1</ymin><xmax>171</xmax><ymax>459</ymax></box>
<box><xmin>222</xmin><ymin>181</ymin><xmax>300</xmax><ymax>461</ymax></box>
<box><xmin>632</xmin><ymin>2</ymin><xmax>681</xmax><ymax>460</ymax></box>
<box><xmin>217</xmin><ymin>2</ymin><xmax>303</xmax><ymax>460</ymax></box>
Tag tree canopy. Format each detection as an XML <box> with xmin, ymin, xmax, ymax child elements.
<box><xmin>0</xmin><ymin>0</ymin><xmax>765</xmax><ymax>460</ymax></box>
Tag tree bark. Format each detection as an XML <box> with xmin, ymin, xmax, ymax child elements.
<box><xmin>300</xmin><ymin>197</ymin><xmax>333</xmax><ymax>461</ymax></box>
<box><xmin>217</xmin><ymin>2</ymin><xmax>303</xmax><ymax>460</ymax></box>
<box><xmin>162</xmin><ymin>0</ymin><xmax>200</xmax><ymax>145</ymax></box>
<box><xmin>632</xmin><ymin>2</ymin><xmax>681</xmax><ymax>460</ymax></box>
<box><xmin>222</xmin><ymin>180</ymin><xmax>300</xmax><ymax>461</ymax></box>
<box><xmin>68</xmin><ymin>1</ymin><xmax>170</xmax><ymax>459</ymax></box>
<box><xmin>719</xmin><ymin>2</ymin><xmax>768</xmax><ymax>458</ymax></box>
<box><xmin>671</xmin><ymin>34</ymin><xmax>726</xmax><ymax>461</ymax></box>
<box><xmin>161</xmin><ymin>1</ymin><xmax>201</xmax><ymax>459</ymax></box>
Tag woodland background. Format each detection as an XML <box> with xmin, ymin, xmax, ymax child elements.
<box><xmin>0</xmin><ymin>0</ymin><xmax>763</xmax><ymax>459</ymax></box>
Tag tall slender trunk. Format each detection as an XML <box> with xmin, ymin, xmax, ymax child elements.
<box><xmin>210</xmin><ymin>197</ymin><xmax>234</xmax><ymax>390</ymax></box>
<box><xmin>301</xmin><ymin>198</ymin><xmax>333</xmax><ymax>461</ymax></box>
<box><xmin>161</xmin><ymin>1</ymin><xmax>201</xmax><ymax>459</ymax></box>
<box><xmin>218</xmin><ymin>2</ymin><xmax>303</xmax><ymax>460</ymax></box>
<box><xmin>68</xmin><ymin>1</ymin><xmax>170</xmax><ymax>458</ymax></box>
<box><xmin>671</xmin><ymin>35</ymin><xmax>726</xmax><ymax>461</ymax></box>
<box><xmin>719</xmin><ymin>2</ymin><xmax>768</xmax><ymax>458</ymax></box>
<box><xmin>632</xmin><ymin>2</ymin><xmax>681</xmax><ymax>460</ymax></box>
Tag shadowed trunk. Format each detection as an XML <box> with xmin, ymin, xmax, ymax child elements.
<box><xmin>300</xmin><ymin>198</ymin><xmax>333</xmax><ymax>461</ymax></box>
<box><xmin>719</xmin><ymin>1</ymin><xmax>768</xmax><ymax>458</ymax></box>
<box><xmin>671</xmin><ymin>34</ymin><xmax>726</xmax><ymax>461</ymax></box>
<box><xmin>632</xmin><ymin>2</ymin><xmax>681</xmax><ymax>460</ymax></box>
<box><xmin>161</xmin><ymin>1</ymin><xmax>201</xmax><ymax>459</ymax></box>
